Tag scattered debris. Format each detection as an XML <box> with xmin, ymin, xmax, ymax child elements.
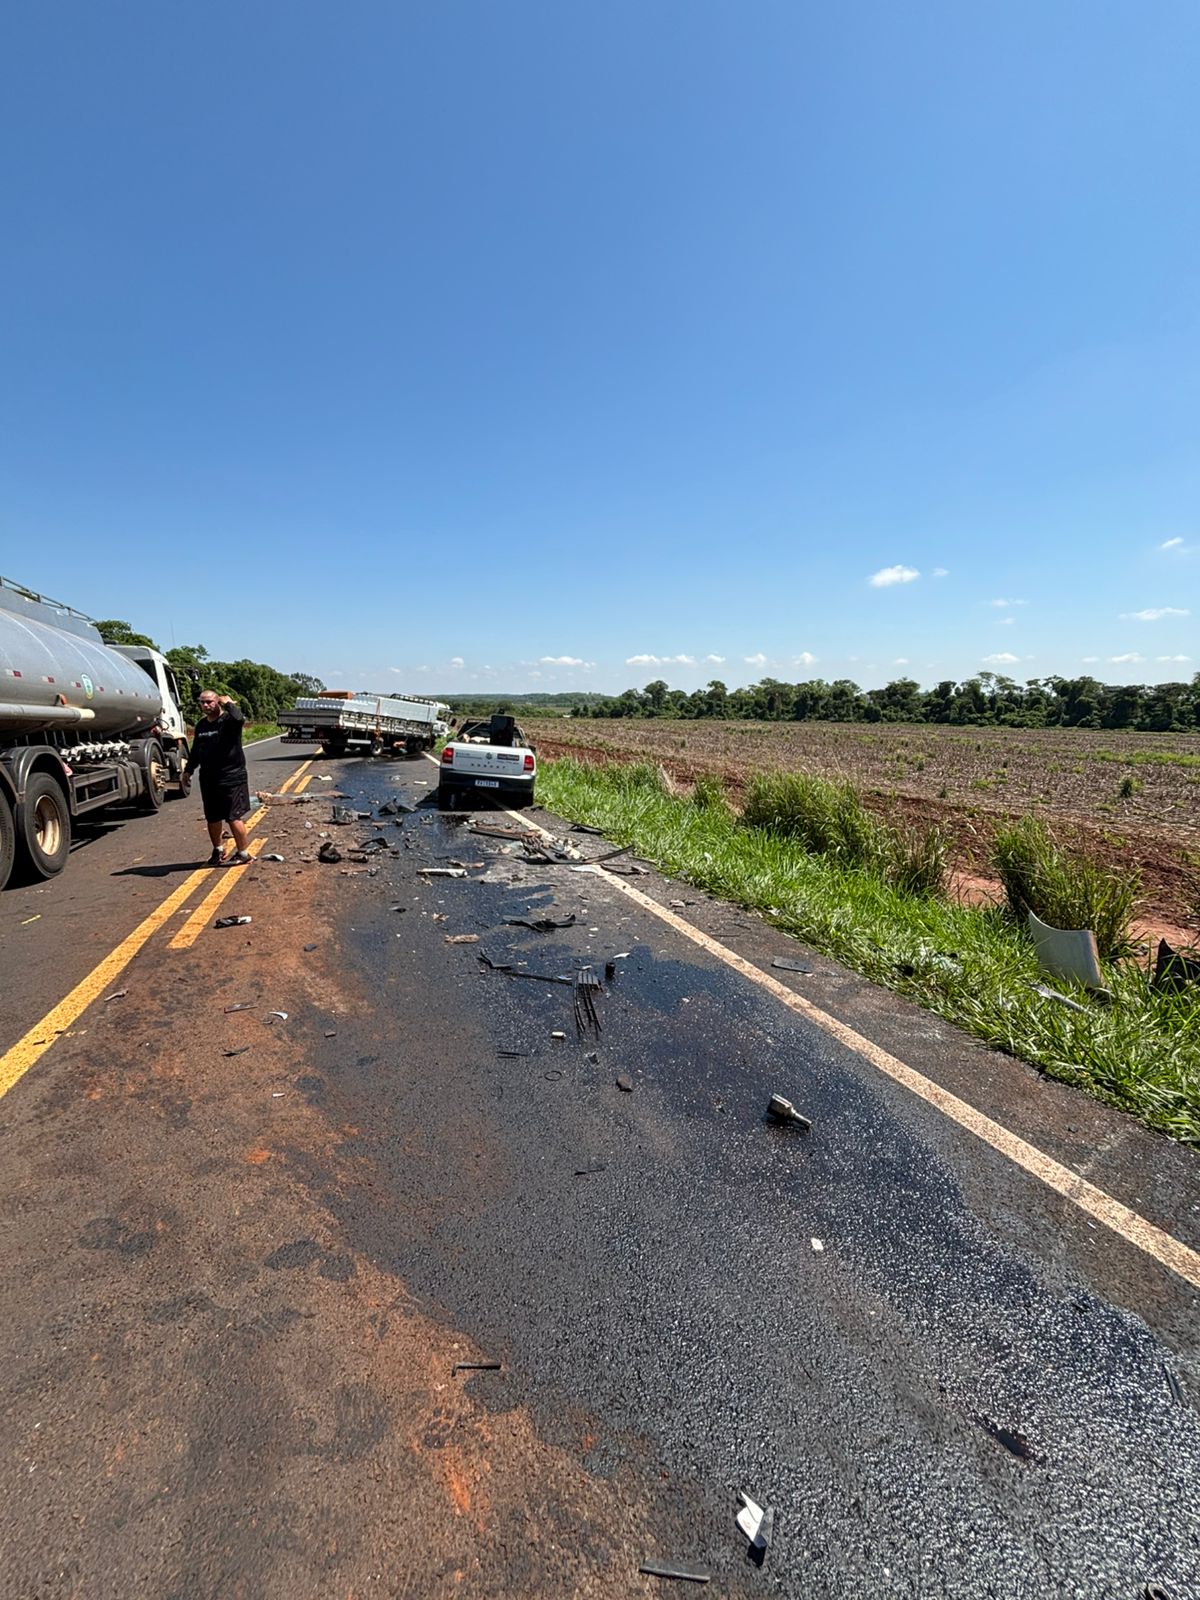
<box><xmin>1027</xmin><ymin>910</ymin><xmax>1106</xmax><ymax>992</ymax></box>
<box><xmin>1030</xmin><ymin>981</ymin><xmax>1090</xmax><ymax>1015</ymax></box>
<box><xmin>616</xmin><ymin>1073</ymin><xmax>633</xmax><ymax>1093</ymax></box>
<box><xmin>574</xmin><ymin>967</ymin><xmax>603</xmax><ymax>1037</ymax></box>
<box><xmin>324</xmin><ymin>1029</ymin><xmax>337</xmax><ymax>1038</ymax></box>
<box><xmin>317</xmin><ymin>841</ymin><xmax>342</xmax><ymax>864</ymax></box>
<box><xmin>215</xmin><ymin>914</ymin><xmax>252</xmax><ymax>929</ymax></box>
<box><xmin>585</xmin><ymin>1051</ymin><xmax>600</xmax><ymax>1064</ymax></box>
<box><xmin>507</xmin><ymin>913</ymin><xmax>577</xmax><ymax>933</ymax></box>
<box><xmin>973</xmin><ymin>1415</ymin><xmax>1043</xmax><ymax>1464</ymax></box>
<box><xmin>223</xmin><ymin>1002</ymin><xmax>255</xmax><ymax>1014</ymax></box>
<box><xmin>771</xmin><ymin>957</ymin><xmax>813</xmax><ymax>974</ymax></box>
<box><xmin>1154</xmin><ymin>938</ymin><xmax>1200</xmax><ymax>993</ymax></box>
<box><xmin>378</xmin><ymin>799</ymin><xmax>414</xmax><ymax>816</ymax></box>
<box><xmin>445</xmin><ymin>933</ymin><xmax>480</xmax><ymax>945</ymax></box>
<box><xmin>105</xmin><ymin>989</ymin><xmax>128</xmax><ymax>1003</ymax></box>
<box><xmin>575</xmin><ymin>1163</ymin><xmax>607</xmax><ymax>1176</ymax></box>
<box><xmin>420</xmin><ymin>866</ymin><xmax>468</xmax><ymax>879</ymax></box>
<box><xmin>767</xmin><ymin>1093</ymin><xmax>811</xmax><ymax>1129</ymax></box>
<box><xmin>266</xmin><ymin>1010</ymin><xmax>289</xmax><ymax>1023</ymax></box>
<box><xmin>497</xmin><ymin>1049</ymin><xmax>529</xmax><ymax>1059</ymax></box>
<box><xmin>262</xmin><ymin>852</ymin><xmax>285</xmax><ymax>862</ymax></box>
<box><xmin>810</xmin><ymin>1238</ymin><xmax>824</xmax><ymax>1252</ymax></box>
<box><xmin>452</xmin><ymin>1359</ymin><xmax>502</xmax><ymax>1375</ymax></box>
<box><xmin>592</xmin><ymin>843</ymin><xmax>632</xmax><ymax>864</ymax></box>
<box><xmin>638</xmin><ymin>1560</ymin><xmax>710</xmax><ymax>1584</ymax></box>
<box><xmin>605</xmin><ymin>961</ymin><xmax>617</xmax><ymax>981</ymax></box>
<box><xmin>1164</xmin><ymin>1363</ymin><xmax>1189</xmax><ymax>1408</ymax></box>
<box><xmin>736</xmin><ymin>1492</ymin><xmax>775</xmax><ymax>1566</ymax></box>
<box><xmin>355</xmin><ymin>835</ymin><xmax>390</xmax><ymax>853</ymax></box>
<box><xmin>550</xmin><ymin>1030</ymin><xmax>566</xmax><ymax>1040</ymax></box>
<box><xmin>571</xmin><ymin>822</ymin><xmax>605</xmax><ymax>834</ymax></box>
<box><xmin>389</xmin><ymin>904</ymin><xmax>407</xmax><ymax>913</ymax></box>
<box><xmin>223</xmin><ymin>1046</ymin><xmax>250</xmax><ymax>1058</ymax></box>
<box><xmin>303</xmin><ymin>943</ymin><xmax>318</xmax><ymax>952</ymax></box>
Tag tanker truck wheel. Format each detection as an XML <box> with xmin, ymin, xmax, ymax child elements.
<box><xmin>17</xmin><ymin>773</ymin><xmax>71</xmax><ymax>880</ymax></box>
<box><xmin>137</xmin><ymin>740</ymin><xmax>167</xmax><ymax>812</ymax></box>
<box><xmin>0</xmin><ymin>793</ymin><xmax>15</xmax><ymax>892</ymax></box>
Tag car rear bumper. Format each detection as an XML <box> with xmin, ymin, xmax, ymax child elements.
<box><xmin>439</xmin><ymin>773</ymin><xmax>535</xmax><ymax>803</ymax></box>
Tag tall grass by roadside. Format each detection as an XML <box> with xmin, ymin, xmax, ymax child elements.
<box><xmin>538</xmin><ymin>758</ymin><xmax>1200</xmax><ymax>1144</ymax></box>
<box><xmin>743</xmin><ymin>770</ymin><xmax>948</xmax><ymax>897</ymax></box>
<box><xmin>992</xmin><ymin>816</ymin><xmax>1140</xmax><ymax>960</ymax></box>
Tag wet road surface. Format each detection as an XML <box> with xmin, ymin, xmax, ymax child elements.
<box><xmin>1</xmin><ymin>742</ymin><xmax>1197</xmax><ymax>1598</ymax></box>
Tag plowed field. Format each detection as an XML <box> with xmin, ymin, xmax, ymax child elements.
<box><xmin>525</xmin><ymin>719</ymin><xmax>1200</xmax><ymax>940</ymax></box>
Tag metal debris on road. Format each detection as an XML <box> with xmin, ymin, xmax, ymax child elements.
<box><xmin>575</xmin><ymin>1162</ymin><xmax>607</xmax><ymax>1176</ymax></box>
<box><xmin>105</xmin><ymin>989</ymin><xmax>128</xmax><ymax>1003</ymax></box>
<box><xmin>767</xmin><ymin>1093</ymin><xmax>811</xmax><ymax>1129</ymax></box>
<box><xmin>317</xmin><ymin>841</ymin><xmax>342</xmax><ymax>864</ymax></box>
<box><xmin>771</xmin><ymin>957</ymin><xmax>813</xmax><ymax>974</ymax></box>
<box><xmin>497</xmin><ymin>1049</ymin><xmax>529</xmax><ymax>1058</ymax></box>
<box><xmin>262</xmin><ymin>852</ymin><xmax>285</xmax><ymax>862</ymax></box>
<box><xmin>811</xmin><ymin>1238</ymin><xmax>824</xmax><ymax>1252</ymax></box>
<box><xmin>638</xmin><ymin>1560</ymin><xmax>710</xmax><ymax>1584</ymax></box>
<box><xmin>215</xmin><ymin>915</ymin><xmax>252</xmax><ymax>928</ymax></box>
<box><xmin>616</xmin><ymin>1073</ymin><xmax>633</xmax><ymax>1093</ymax></box>
<box><xmin>507</xmin><ymin>913</ymin><xmax>577</xmax><ymax>933</ymax></box>
<box><xmin>303</xmin><ymin>943</ymin><xmax>318</xmax><ymax>952</ymax></box>
<box><xmin>324</xmin><ymin>1029</ymin><xmax>337</xmax><ymax>1038</ymax></box>
<box><xmin>550</xmin><ymin>1030</ymin><xmax>566</xmax><ymax>1040</ymax></box>
<box><xmin>20</xmin><ymin>914</ymin><xmax>41</xmax><ymax>926</ymax></box>
<box><xmin>452</xmin><ymin>1360</ymin><xmax>502</xmax><ymax>1374</ymax></box>
<box><xmin>223</xmin><ymin>1002</ymin><xmax>255</xmax><ymax>1014</ymax></box>
<box><xmin>445</xmin><ymin>933</ymin><xmax>480</xmax><ymax>945</ymax></box>
<box><xmin>736</xmin><ymin>1492</ymin><xmax>775</xmax><ymax>1565</ymax></box>
<box><xmin>389</xmin><ymin>904</ymin><xmax>407</xmax><ymax>913</ymax></box>
<box><xmin>420</xmin><ymin>866</ymin><xmax>467</xmax><ymax>879</ymax></box>
<box><xmin>265</xmin><ymin>1010</ymin><xmax>289</xmax><ymax>1023</ymax></box>
<box><xmin>571</xmin><ymin>822</ymin><xmax>605</xmax><ymax>834</ymax></box>
<box><xmin>574</xmin><ymin>967</ymin><xmax>603</xmax><ymax>1037</ymax></box>
<box><xmin>1164</xmin><ymin>1364</ymin><xmax>1189</xmax><ymax>1408</ymax></box>
<box><xmin>973</xmin><ymin>1415</ymin><xmax>1043</xmax><ymax>1464</ymax></box>
<box><xmin>223</xmin><ymin>1046</ymin><xmax>250</xmax><ymax>1057</ymax></box>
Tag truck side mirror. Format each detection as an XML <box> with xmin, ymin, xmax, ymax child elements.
<box><xmin>187</xmin><ymin>669</ymin><xmax>201</xmax><ymax>684</ymax></box>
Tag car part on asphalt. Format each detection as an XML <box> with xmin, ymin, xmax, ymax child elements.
<box><xmin>616</xmin><ymin>1073</ymin><xmax>633</xmax><ymax>1092</ymax></box>
<box><xmin>445</xmin><ymin>933</ymin><xmax>480</xmax><ymax>945</ymax></box>
<box><xmin>451</xmin><ymin>1360</ymin><xmax>502</xmax><ymax>1375</ymax></box>
<box><xmin>507</xmin><ymin>913</ymin><xmax>577</xmax><ymax>933</ymax></box>
<box><xmin>638</xmin><ymin>1559</ymin><xmax>710</xmax><ymax>1584</ymax></box>
<box><xmin>215</xmin><ymin>915</ymin><xmax>252</xmax><ymax>928</ymax></box>
<box><xmin>771</xmin><ymin>957</ymin><xmax>813</xmax><ymax>973</ymax></box>
<box><xmin>767</xmin><ymin>1093</ymin><xmax>811</xmax><ymax>1129</ymax></box>
<box><xmin>317</xmin><ymin>841</ymin><xmax>342</xmax><ymax>863</ymax></box>
<box><xmin>736</xmin><ymin>1492</ymin><xmax>774</xmax><ymax>1565</ymax></box>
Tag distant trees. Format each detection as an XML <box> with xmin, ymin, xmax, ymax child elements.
<box><xmin>93</xmin><ymin>623</ymin><xmax>322</xmax><ymax>724</ymax></box>
<box><xmin>570</xmin><ymin>671</ymin><xmax>1200</xmax><ymax>732</ymax></box>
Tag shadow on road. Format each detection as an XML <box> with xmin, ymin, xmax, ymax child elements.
<box><xmin>111</xmin><ymin>860</ymin><xmax>210</xmax><ymax>879</ymax></box>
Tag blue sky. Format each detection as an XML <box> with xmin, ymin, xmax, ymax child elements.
<box><xmin>2</xmin><ymin>1</ymin><xmax>1197</xmax><ymax>695</ymax></box>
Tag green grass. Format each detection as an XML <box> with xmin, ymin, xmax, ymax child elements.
<box><xmin>246</xmin><ymin>722</ymin><xmax>285</xmax><ymax>742</ymax></box>
<box><xmin>992</xmin><ymin>816</ymin><xmax>1140</xmax><ymax>961</ymax></box>
<box><xmin>1092</xmin><ymin>748</ymin><xmax>1200</xmax><ymax>769</ymax></box>
<box><xmin>538</xmin><ymin>758</ymin><xmax>1200</xmax><ymax>1144</ymax></box>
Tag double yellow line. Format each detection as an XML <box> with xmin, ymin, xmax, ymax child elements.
<box><xmin>0</xmin><ymin>755</ymin><xmax>313</xmax><ymax>1101</ymax></box>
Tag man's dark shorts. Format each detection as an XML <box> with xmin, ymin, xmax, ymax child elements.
<box><xmin>200</xmin><ymin>775</ymin><xmax>251</xmax><ymax>824</ymax></box>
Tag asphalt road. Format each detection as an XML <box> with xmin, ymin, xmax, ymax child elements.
<box><xmin>1</xmin><ymin>740</ymin><xmax>1198</xmax><ymax>1599</ymax></box>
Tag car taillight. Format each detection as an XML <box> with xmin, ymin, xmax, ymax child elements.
<box><xmin>441</xmin><ymin>746</ymin><xmax>454</xmax><ymax>764</ymax></box>
<box><xmin>523</xmin><ymin>754</ymin><xmax>535</xmax><ymax>772</ymax></box>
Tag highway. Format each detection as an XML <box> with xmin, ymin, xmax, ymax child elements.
<box><xmin>0</xmin><ymin>738</ymin><xmax>1197</xmax><ymax>1599</ymax></box>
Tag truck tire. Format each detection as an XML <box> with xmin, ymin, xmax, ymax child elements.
<box><xmin>17</xmin><ymin>772</ymin><xmax>71</xmax><ymax>880</ymax></box>
<box><xmin>137</xmin><ymin>740</ymin><xmax>167</xmax><ymax>812</ymax></box>
<box><xmin>0</xmin><ymin>792</ymin><xmax>15</xmax><ymax>892</ymax></box>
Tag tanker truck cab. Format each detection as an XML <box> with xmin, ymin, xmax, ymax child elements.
<box><xmin>437</xmin><ymin>715</ymin><xmax>536</xmax><ymax>810</ymax></box>
<box><xmin>112</xmin><ymin>646</ymin><xmax>191</xmax><ymax>763</ymax></box>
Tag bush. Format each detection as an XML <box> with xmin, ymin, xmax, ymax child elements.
<box><xmin>991</xmin><ymin>816</ymin><xmax>1139</xmax><ymax>960</ymax></box>
<box><xmin>743</xmin><ymin>772</ymin><xmax>888</xmax><ymax>871</ymax></box>
<box><xmin>887</xmin><ymin>824</ymin><xmax>949</xmax><ymax>897</ymax></box>
<box><xmin>690</xmin><ymin>772</ymin><xmax>729</xmax><ymax>813</ymax></box>
<box><xmin>1118</xmin><ymin>774</ymin><xmax>1142</xmax><ymax>799</ymax></box>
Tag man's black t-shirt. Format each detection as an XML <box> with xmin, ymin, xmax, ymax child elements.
<box><xmin>187</xmin><ymin>704</ymin><xmax>246</xmax><ymax>784</ymax></box>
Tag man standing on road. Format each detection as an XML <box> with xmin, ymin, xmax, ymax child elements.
<box><xmin>184</xmin><ymin>692</ymin><xmax>253</xmax><ymax>865</ymax></box>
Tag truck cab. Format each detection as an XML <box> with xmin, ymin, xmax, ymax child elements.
<box><xmin>112</xmin><ymin>646</ymin><xmax>190</xmax><ymax>748</ymax></box>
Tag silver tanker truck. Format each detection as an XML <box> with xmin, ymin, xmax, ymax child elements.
<box><xmin>0</xmin><ymin>575</ymin><xmax>193</xmax><ymax>890</ymax></box>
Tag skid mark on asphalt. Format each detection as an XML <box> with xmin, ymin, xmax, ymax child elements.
<box><xmin>429</xmin><ymin>760</ymin><xmax>1200</xmax><ymax>1289</ymax></box>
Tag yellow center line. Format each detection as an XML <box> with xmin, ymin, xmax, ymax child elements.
<box><xmin>447</xmin><ymin>762</ymin><xmax>1200</xmax><ymax>1291</ymax></box>
<box><xmin>0</xmin><ymin>865</ymin><xmax>216</xmax><ymax>1100</ymax></box>
<box><xmin>293</xmin><ymin>774</ymin><xmax>313</xmax><ymax>794</ymax></box>
<box><xmin>278</xmin><ymin>758</ymin><xmax>313</xmax><ymax>795</ymax></box>
<box><xmin>167</xmin><ymin>838</ymin><xmax>268</xmax><ymax>950</ymax></box>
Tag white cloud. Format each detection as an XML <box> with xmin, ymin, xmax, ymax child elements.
<box><xmin>625</xmin><ymin>652</ymin><xmax>697</xmax><ymax>668</ymax></box>
<box><xmin>1160</xmin><ymin>537</ymin><xmax>1184</xmax><ymax>549</ymax></box>
<box><xmin>793</xmin><ymin>651</ymin><xmax>818</xmax><ymax>667</ymax></box>
<box><xmin>1109</xmin><ymin>652</ymin><xmax>1145</xmax><ymax>664</ymax></box>
<box><xmin>1120</xmin><ymin>607</ymin><xmax>1190</xmax><ymax>622</ymax></box>
<box><xmin>540</xmin><ymin>655</ymin><xmax>588</xmax><ymax>667</ymax></box>
<box><xmin>988</xmin><ymin>598</ymin><xmax>1028</xmax><ymax>608</ymax></box>
<box><xmin>997</xmin><ymin>616</ymin><xmax>1015</xmax><ymax>626</ymax></box>
<box><xmin>743</xmin><ymin>652</ymin><xmax>768</xmax><ymax>668</ymax></box>
<box><xmin>983</xmin><ymin>652</ymin><xmax>1019</xmax><ymax>665</ymax></box>
<box><xmin>1081</xmin><ymin>656</ymin><xmax>1100</xmax><ymax>664</ymax></box>
<box><xmin>703</xmin><ymin>653</ymin><xmax>726</xmax><ymax>665</ymax></box>
<box><xmin>893</xmin><ymin>657</ymin><xmax>910</xmax><ymax>665</ymax></box>
<box><xmin>449</xmin><ymin>656</ymin><xmax>464</xmax><ymax>668</ymax></box>
<box><xmin>868</xmin><ymin>564</ymin><xmax>919</xmax><ymax>588</ymax></box>
<box><xmin>1157</xmin><ymin>654</ymin><xmax>1191</xmax><ymax>663</ymax></box>
<box><xmin>931</xmin><ymin>567</ymin><xmax>949</xmax><ymax>578</ymax></box>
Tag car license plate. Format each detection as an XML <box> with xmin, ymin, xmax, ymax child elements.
<box><xmin>474</xmin><ymin>778</ymin><xmax>500</xmax><ymax>788</ymax></box>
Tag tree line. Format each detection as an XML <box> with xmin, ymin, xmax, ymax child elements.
<box><xmin>95</xmin><ymin>620</ymin><xmax>322</xmax><ymax>725</ymax></box>
<box><xmin>573</xmin><ymin>672</ymin><xmax>1200</xmax><ymax>732</ymax></box>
